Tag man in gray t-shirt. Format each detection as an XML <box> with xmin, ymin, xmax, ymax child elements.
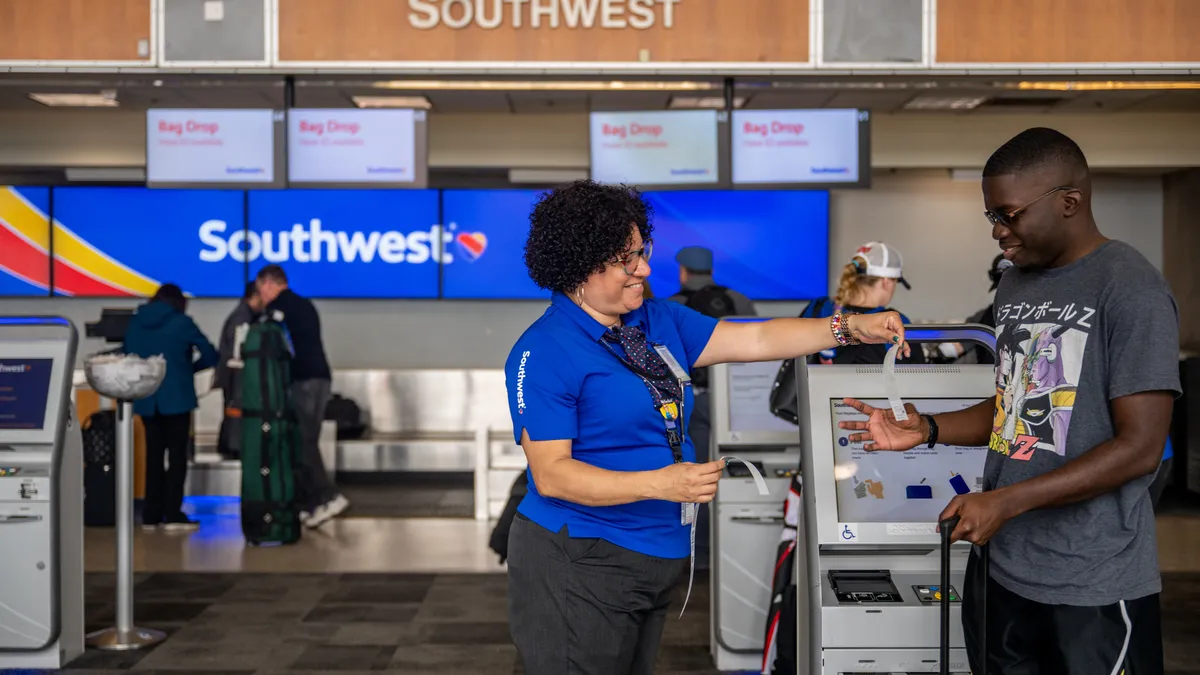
<box><xmin>840</xmin><ymin>127</ymin><xmax>1179</xmax><ymax>675</ymax></box>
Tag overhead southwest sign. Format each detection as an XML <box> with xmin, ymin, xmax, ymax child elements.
<box><xmin>407</xmin><ymin>0</ymin><xmax>683</xmax><ymax>29</ymax></box>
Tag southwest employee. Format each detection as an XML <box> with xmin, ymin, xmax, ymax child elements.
<box><xmin>503</xmin><ymin>180</ymin><xmax>910</xmax><ymax>675</ymax></box>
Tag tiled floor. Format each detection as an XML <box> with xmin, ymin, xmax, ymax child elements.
<box><xmin>71</xmin><ymin>571</ymin><xmax>720</xmax><ymax>675</ymax></box>
<box><xmin>67</xmin><ymin>494</ymin><xmax>1200</xmax><ymax>674</ymax></box>
<box><xmin>84</xmin><ymin>497</ymin><xmax>505</xmax><ymax>575</ymax></box>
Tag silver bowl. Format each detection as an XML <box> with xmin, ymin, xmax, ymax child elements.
<box><xmin>83</xmin><ymin>352</ymin><xmax>167</xmax><ymax>401</ymax></box>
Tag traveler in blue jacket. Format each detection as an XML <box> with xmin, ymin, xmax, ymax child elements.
<box><xmin>122</xmin><ymin>283</ymin><xmax>219</xmax><ymax>531</ymax></box>
<box><xmin>504</xmin><ymin>180</ymin><xmax>910</xmax><ymax>675</ymax></box>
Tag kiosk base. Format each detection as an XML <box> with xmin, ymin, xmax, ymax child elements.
<box><xmin>86</xmin><ymin>626</ymin><xmax>167</xmax><ymax>651</ymax></box>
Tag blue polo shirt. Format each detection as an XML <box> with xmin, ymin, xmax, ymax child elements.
<box><xmin>504</xmin><ymin>292</ymin><xmax>720</xmax><ymax>559</ymax></box>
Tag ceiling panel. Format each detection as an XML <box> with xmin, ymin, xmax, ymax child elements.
<box><xmin>1122</xmin><ymin>90</ymin><xmax>1200</xmax><ymax>112</ymax></box>
<box><xmin>425</xmin><ymin>90</ymin><xmax>511</xmax><ymax>113</ymax></box>
<box><xmin>1050</xmin><ymin>90</ymin><xmax>1155</xmax><ymax>112</ymax></box>
<box><xmin>508</xmin><ymin>91</ymin><xmax>590</xmax><ymax>114</ymax></box>
<box><xmin>741</xmin><ymin>91</ymin><xmax>838</xmax><ymax>109</ymax></box>
<box><xmin>589</xmin><ymin>91</ymin><xmax>673</xmax><ymax>111</ymax></box>
<box><xmin>824</xmin><ymin>90</ymin><xmax>921</xmax><ymax>111</ymax></box>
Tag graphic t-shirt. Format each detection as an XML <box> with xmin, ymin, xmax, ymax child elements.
<box><xmin>986</xmin><ymin>240</ymin><xmax>1180</xmax><ymax>606</ymax></box>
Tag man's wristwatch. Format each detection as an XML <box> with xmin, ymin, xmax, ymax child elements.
<box><xmin>921</xmin><ymin>413</ymin><xmax>939</xmax><ymax>448</ymax></box>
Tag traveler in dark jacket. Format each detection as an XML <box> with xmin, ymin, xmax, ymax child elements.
<box><xmin>122</xmin><ymin>283</ymin><xmax>219</xmax><ymax>531</ymax></box>
<box><xmin>255</xmin><ymin>265</ymin><xmax>349</xmax><ymax>527</ymax></box>
<box><xmin>213</xmin><ymin>282</ymin><xmax>265</xmax><ymax>460</ymax></box>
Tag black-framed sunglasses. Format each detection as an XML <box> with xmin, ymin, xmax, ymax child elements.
<box><xmin>985</xmin><ymin>186</ymin><xmax>1076</xmax><ymax>228</ymax></box>
<box><xmin>613</xmin><ymin>240</ymin><xmax>653</xmax><ymax>274</ymax></box>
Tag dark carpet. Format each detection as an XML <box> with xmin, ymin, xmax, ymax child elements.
<box><xmin>44</xmin><ymin>571</ymin><xmax>1200</xmax><ymax>674</ymax></box>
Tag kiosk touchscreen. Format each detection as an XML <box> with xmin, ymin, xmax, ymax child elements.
<box><xmin>798</xmin><ymin>360</ymin><xmax>995</xmax><ymax>675</ymax></box>
<box><xmin>0</xmin><ymin>317</ymin><xmax>84</xmax><ymax>668</ymax></box>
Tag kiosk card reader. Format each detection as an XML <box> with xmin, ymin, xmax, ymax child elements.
<box><xmin>0</xmin><ymin>316</ymin><xmax>85</xmax><ymax>668</ymax></box>
<box><xmin>797</xmin><ymin>325</ymin><xmax>996</xmax><ymax>675</ymax></box>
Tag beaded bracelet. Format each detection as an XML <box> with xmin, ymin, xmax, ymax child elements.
<box><xmin>830</xmin><ymin>312</ymin><xmax>861</xmax><ymax>346</ymax></box>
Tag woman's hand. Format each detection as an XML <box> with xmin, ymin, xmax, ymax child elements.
<box><xmin>651</xmin><ymin>459</ymin><xmax>726</xmax><ymax>503</ymax></box>
<box><xmin>838</xmin><ymin>398</ymin><xmax>926</xmax><ymax>451</ymax></box>
<box><xmin>847</xmin><ymin>311</ymin><xmax>910</xmax><ymax>357</ymax></box>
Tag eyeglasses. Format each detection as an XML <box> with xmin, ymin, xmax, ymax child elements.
<box><xmin>613</xmin><ymin>240</ymin><xmax>653</xmax><ymax>275</ymax></box>
<box><xmin>985</xmin><ymin>186</ymin><xmax>1076</xmax><ymax>228</ymax></box>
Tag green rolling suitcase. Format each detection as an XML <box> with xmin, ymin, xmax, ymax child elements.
<box><xmin>239</xmin><ymin>320</ymin><xmax>303</xmax><ymax>546</ymax></box>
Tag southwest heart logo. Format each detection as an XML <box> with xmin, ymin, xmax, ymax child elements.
<box><xmin>455</xmin><ymin>232</ymin><xmax>487</xmax><ymax>262</ymax></box>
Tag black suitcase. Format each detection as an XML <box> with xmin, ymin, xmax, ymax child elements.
<box><xmin>940</xmin><ymin>516</ymin><xmax>987</xmax><ymax>675</ymax></box>
<box><xmin>82</xmin><ymin>410</ymin><xmax>117</xmax><ymax>527</ymax></box>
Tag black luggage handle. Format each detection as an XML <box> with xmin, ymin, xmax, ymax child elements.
<box><xmin>939</xmin><ymin>515</ymin><xmax>987</xmax><ymax>675</ymax></box>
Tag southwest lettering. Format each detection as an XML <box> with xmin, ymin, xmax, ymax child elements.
<box><xmin>197</xmin><ymin>219</ymin><xmax>456</xmax><ymax>265</ymax></box>
<box><xmin>407</xmin><ymin>0</ymin><xmax>680</xmax><ymax>30</ymax></box>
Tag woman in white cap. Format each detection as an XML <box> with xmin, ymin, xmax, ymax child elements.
<box><xmin>797</xmin><ymin>241</ymin><xmax>925</xmax><ymax>365</ymax></box>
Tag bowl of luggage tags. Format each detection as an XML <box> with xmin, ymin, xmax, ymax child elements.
<box><xmin>84</xmin><ymin>351</ymin><xmax>167</xmax><ymax>401</ymax></box>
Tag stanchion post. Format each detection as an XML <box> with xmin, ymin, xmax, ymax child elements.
<box><xmin>85</xmin><ymin>400</ymin><xmax>165</xmax><ymax>651</ymax></box>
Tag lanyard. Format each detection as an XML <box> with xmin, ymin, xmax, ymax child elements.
<box><xmin>599</xmin><ymin>338</ymin><xmax>688</xmax><ymax>464</ymax></box>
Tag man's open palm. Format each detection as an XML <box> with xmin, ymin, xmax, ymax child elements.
<box><xmin>838</xmin><ymin>398</ymin><xmax>926</xmax><ymax>451</ymax></box>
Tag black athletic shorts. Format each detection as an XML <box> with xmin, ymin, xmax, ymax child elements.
<box><xmin>962</xmin><ymin>549</ymin><xmax>1163</xmax><ymax>675</ymax></box>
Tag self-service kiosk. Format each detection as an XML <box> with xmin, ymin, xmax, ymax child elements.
<box><xmin>0</xmin><ymin>316</ymin><xmax>85</xmax><ymax>669</ymax></box>
<box><xmin>797</xmin><ymin>326</ymin><xmax>996</xmax><ymax>675</ymax></box>
<box><xmin>708</xmin><ymin>359</ymin><xmax>804</xmax><ymax>672</ymax></box>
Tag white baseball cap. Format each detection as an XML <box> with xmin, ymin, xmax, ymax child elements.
<box><xmin>851</xmin><ymin>242</ymin><xmax>911</xmax><ymax>290</ymax></box>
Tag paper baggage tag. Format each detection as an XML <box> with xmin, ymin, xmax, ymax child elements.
<box><xmin>653</xmin><ymin>345</ymin><xmax>691</xmax><ymax>384</ymax></box>
<box><xmin>681</xmin><ymin>502</ymin><xmax>695</xmax><ymax>525</ymax></box>
<box><xmin>678</xmin><ymin>456</ymin><xmax>771</xmax><ymax>618</ymax></box>
<box><xmin>883</xmin><ymin>343</ymin><xmax>909</xmax><ymax>422</ymax></box>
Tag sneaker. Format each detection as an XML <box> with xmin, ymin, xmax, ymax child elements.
<box><xmin>305</xmin><ymin>494</ymin><xmax>350</xmax><ymax>529</ymax></box>
<box><xmin>140</xmin><ymin>522</ymin><xmax>161</xmax><ymax>532</ymax></box>
<box><xmin>162</xmin><ymin>517</ymin><xmax>200</xmax><ymax>532</ymax></box>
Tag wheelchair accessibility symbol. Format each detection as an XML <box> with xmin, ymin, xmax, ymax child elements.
<box><xmin>842</xmin><ymin>525</ymin><xmax>856</xmax><ymax>540</ymax></box>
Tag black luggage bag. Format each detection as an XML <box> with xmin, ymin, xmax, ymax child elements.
<box><xmin>239</xmin><ymin>321</ymin><xmax>303</xmax><ymax>546</ymax></box>
<box><xmin>81</xmin><ymin>410</ymin><xmax>117</xmax><ymax>527</ymax></box>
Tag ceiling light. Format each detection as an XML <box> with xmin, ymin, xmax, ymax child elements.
<box><xmin>903</xmin><ymin>95</ymin><xmax>987</xmax><ymax>110</ymax></box>
<box><xmin>29</xmin><ymin>91</ymin><xmax>119</xmax><ymax>108</ymax></box>
<box><xmin>351</xmin><ymin>95</ymin><xmax>432</xmax><ymax>109</ymax></box>
<box><xmin>1014</xmin><ymin>80</ymin><xmax>1200</xmax><ymax>91</ymax></box>
<box><xmin>371</xmin><ymin>80</ymin><xmax>718</xmax><ymax>92</ymax></box>
<box><xmin>668</xmin><ymin>96</ymin><xmax>746</xmax><ymax>109</ymax></box>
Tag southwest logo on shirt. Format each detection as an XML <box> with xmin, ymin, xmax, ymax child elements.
<box><xmin>516</xmin><ymin>350</ymin><xmax>530</xmax><ymax>414</ymax></box>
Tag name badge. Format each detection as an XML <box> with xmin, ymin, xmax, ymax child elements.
<box><xmin>681</xmin><ymin>503</ymin><xmax>696</xmax><ymax>526</ymax></box>
<box><xmin>653</xmin><ymin>345</ymin><xmax>692</xmax><ymax>384</ymax></box>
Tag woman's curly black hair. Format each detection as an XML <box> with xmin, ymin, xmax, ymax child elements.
<box><xmin>524</xmin><ymin>180</ymin><xmax>654</xmax><ymax>293</ymax></box>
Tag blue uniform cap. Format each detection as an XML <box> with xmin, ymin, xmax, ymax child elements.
<box><xmin>675</xmin><ymin>246</ymin><xmax>713</xmax><ymax>274</ymax></box>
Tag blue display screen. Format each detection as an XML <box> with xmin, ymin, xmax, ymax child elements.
<box><xmin>441</xmin><ymin>189</ymin><xmax>549</xmax><ymax>300</ymax></box>
<box><xmin>5</xmin><ymin>187</ymin><xmax>830</xmax><ymax>301</ymax></box>
<box><xmin>0</xmin><ymin>358</ymin><xmax>53</xmax><ymax>429</ymax></box>
<box><xmin>247</xmin><ymin>189</ymin><xmax>441</xmax><ymax>298</ymax></box>
<box><xmin>0</xmin><ymin>187</ymin><xmax>52</xmax><ymax>297</ymax></box>
<box><xmin>645</xmin><ymin>190</ymin><xmax>830</xmax><ymax>301</ymax></box>
<box><xmin>53</xmin><ymin>187</ymin><xmax>245</xmax><ymax>298</ymax></box>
